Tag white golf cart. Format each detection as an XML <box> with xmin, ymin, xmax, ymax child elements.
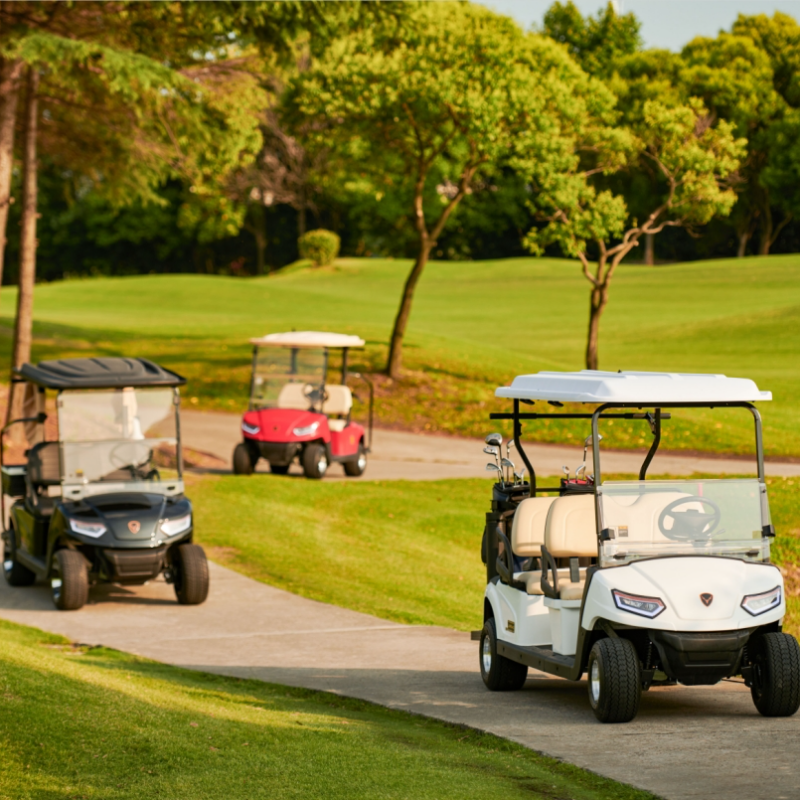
<box><xmin>478</xmin><ymin>371</ymin><xmax>799</xmax><ymax>723</ymax></box>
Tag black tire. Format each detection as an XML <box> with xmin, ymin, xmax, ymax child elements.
<box><xmin>302</xmin><ymin>443</ymin><xmax>328</xmax><ymax>480</ymax></box>
<box><xmin>750</xmin><ymin>632</ymin><xmax>800</xmax><ymax>717</ymax></box>
<box><xmin>587</xmin><ymin>637</ymin><xmax>641</xmax><ymax>723</ymax></box>
<box><xmin>269</xmin><ymin>463</ymin><xmax>290</xmax><ymax>475</ymax></box>
<box><xmin>3</xmin><ymin>529</ymin><xmax>35</xmax><ymax>587</ymax></box>
<box><xmin>173</xmin><ymin>544</ymin><xmax>210</xmax><ymax>605</ymax></box>
<box><xmin>343</xmin><ymin>443</ymin><xmax>367</xmax><ymax>477</ymax></box>
<box><xmin>51</xmin><ymin>549</ymin><xmax>88</xmax><ymax>611</ymax></box>
<box><xmin>232</xmin><ymin>443</ymin><xmax>254</xmax><ymax>475</ymax></box>
<box><xmin>479</xmin><ymin>617</ymin><xmax>528</xmax><ymax>691</ymax></box>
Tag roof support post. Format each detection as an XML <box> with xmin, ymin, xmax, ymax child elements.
<box><xmin>638</xmin><ymin>408</ymin><xmax>662</xmax><ymax>480</ymax></box>
<box><xmin>513</xmin><ymin>399</ymin><xmax>536</xmax><ymax>497</ymax></box>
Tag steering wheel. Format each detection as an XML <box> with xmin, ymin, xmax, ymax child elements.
<box><xmin>302</xmin><ymin>383</ymin><xmax>328</xmax><ymax>407</ymax></box>
<box><xmin>109</xmin><ymin>441</ymin><xmax>153</xmax><ymax>472</ymax></box>
<box><xmin>658</xmin><ymin>496</ymin><xmax>721</xmax><ymax>540</ymax></box>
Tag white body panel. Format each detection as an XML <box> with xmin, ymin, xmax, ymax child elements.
<box><xmin>582</xmin><ymin>557</ymin><xmax>784</xmax><ymax>633</ymax></box>
<box><xmin>495</xmin><ymin>370</ymin><xmax>771</xmax><ymax>404</ymax></box>
<box><xmin>486</xmin><ymin>557</ymin><xmax>785</xmax><ymax>656</ymax></box>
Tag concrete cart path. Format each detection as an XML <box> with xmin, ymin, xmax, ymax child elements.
<box><xmin>180</xmin><ymin>410</ymin><xmax>800</xmax><ymax>480</ymax></box>
<box><xmin>2</xmin><ymin>562</ymin><xmax>798</xmax><ymax>800</ymax></box>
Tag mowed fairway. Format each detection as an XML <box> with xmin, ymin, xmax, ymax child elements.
<box><xmin>0</xmin><ymin>620</ymin><xmax>658</xmax><ymax>800</ymax></box>
<box><xmin>1</xmin><ymin>254</ymin><xmax>799</xmax><ymax>454</ymax></box>
<box><xmin>190</xmin><ymin>474</ymin><xmax>800</xmax><ymax>636</ymax></box>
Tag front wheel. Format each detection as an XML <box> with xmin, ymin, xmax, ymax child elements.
<box><xmin>302</xmin><ymin>443</ymin><xmax>328</xmax><ymax>480</ymax></box>
<box><xmin>173</xmin><ymin>544</ymin><xmax>210</xmax><ymax>605</ymax></box>
<box><xmin>750</xmin><ymin>632</ymin><xmax>800</xmax><ymax>717</ymax></box>
<box><xmin>587</xmin><ymin>637</ymin><xmax>641</xmax><ymax>723</ymax></box>
<box><xmin>51</xmin><ymin>549</ymin><xmax>88</xmax><ymax>611</ymax></box>
<box><xmin>479</xmin><ymin>617</ymin><xmax>528</xmax><ymax>691</ymax></box>
<box><xmin>343</xmin><ymin>444</ymin><xmax>367</xmax><ymax>477</ymax></box>
<box><xmin>3</xmin><ymin>530</ymin><xmax>35</xmax><ymax>587</ymax></box>
<box><xmin>232</xmin><ymin>443</ymin><xmax>255</xmax><ymax>475</ymax></box>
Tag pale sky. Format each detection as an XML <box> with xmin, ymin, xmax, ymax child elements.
<box><xmin>484</xmin><ymin>0</ymin><xmax>800</xmax><ymax>50</ymax></box>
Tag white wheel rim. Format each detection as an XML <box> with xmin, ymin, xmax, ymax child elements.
<box><xmin>358</xmin><ymin>453</ymin><xmax>367</xmax><ymax>470</ymax></box>
<box><xmin>590</xmin><ymin>660</ymin><xmax>601</xmax><ymax>703</ymax></box>
<box><xmin>482</xmin><ymin>636</ymin><xmax>492</xmax><ymax>673</ymax></box>
<box><xmin>318</xmin><ymin>455</ymin><xmax>328</xmax><ymax>474</ymax></box>
<box><xmin>3</xmin><ymin>558</ymin><xmax>12</xmax><ymax>574</ymax></box>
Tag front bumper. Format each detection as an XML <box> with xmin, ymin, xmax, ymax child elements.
<box><xmin>650</xmin><ymin>628</ymin><xmax>754</xmax><ymax>685</ymax></box>
<box><xmin>98</xmin><ymin>546</ymin><xmax>168</xmax><ymax>583</ymax></box>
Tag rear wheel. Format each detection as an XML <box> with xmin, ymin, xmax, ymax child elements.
<box><xmin>343</xmin><ymin>444</ymin><xmax>367</xmax><ymax>477</ymax></box>
<box><xmin>480</xmin><ymin>617</ymin><xmax>528</xmax><ymax>691</ymax></box>
<box><xmin>302</xmin><ymin>443</ymin><xmax>328</xmax><ymax>480</ymax></box>
<box><xmin>750</xmin><ymin>632</ymin><xmax>800</xmax><ymax>717</ymax></box>
<box><xmin>269</xmin><ymin>463</ymin><xmax>290</xmax><ymax>475</ymax></box>
<box><xmin>232</xmin><ymin>443</ymin><xmax>255</xmax><ymax>475</ymax></box>
<box><xmin>3</xmin><ymin>530</ymin><xmax>35</xmax><ymax>587</ymax></box>
<box><xmin>587</xmin><ymin>637</ymin><xmax>641</xmax><ymax>723</ymax></box>
<box><xmin>173</xmin><ymin>544</ymin><xmax>209</xmax><ymax>605</ymax></box>
<box><xmin>51</xmin><ymin>549</ymin><xmax>88</xmax><ymax>611</ymax></box>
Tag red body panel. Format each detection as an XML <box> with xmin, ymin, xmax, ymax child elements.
<box><xmin>241</xmin><ymin>408</ymin><xmax>363</xmax><ymax>456</ymax></box>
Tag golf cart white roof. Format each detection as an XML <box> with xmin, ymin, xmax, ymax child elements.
<box><xmin>496</xmin><ymin>371</ymin><xmax>772</xmax><ymax>404</ymax></box>
<box><xmin>250</xmin><ymin>331</ymin><xmax>365</xmax><ymax>349</ymax></box>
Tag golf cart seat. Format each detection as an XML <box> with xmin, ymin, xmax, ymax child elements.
<box><xmin>25</xmin><ymin>441</ymin><xmax>61</xmax><ymax>515</ymax></box>
<box><xmin>277</xmin><ymin>382</ymin><xmax>314</xmax><ymax>410</ymax></box>
<box><xmin>542</xmin><ymin>494</ymin><xmax>596</xmax><ymax>600</ymax></box>
<box><xmin>321</xmin><ymin>384</ymin><xmax>352</xmax><ymax>416</ymax></box>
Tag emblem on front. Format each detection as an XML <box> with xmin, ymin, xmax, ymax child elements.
<box><xmin>128</xmin><ymin>520</ymin><xmax>141</xmax><ymax>534</ymax></box>
<box><xmin>700</xmin><ymin>593</ymin><xmax>713</xmax><ymax>607</ymax></box>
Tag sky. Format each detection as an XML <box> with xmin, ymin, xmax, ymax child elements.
<box><xmin>484</xmin><ymin>0</ymin><xmax>800</xmax><ymax>50</ymax></box>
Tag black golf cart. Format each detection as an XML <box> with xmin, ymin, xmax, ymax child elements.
<box><xmin>1</xmin><ymin>357</ymin><xmax>209</xmax><ymax>610</ymax></box>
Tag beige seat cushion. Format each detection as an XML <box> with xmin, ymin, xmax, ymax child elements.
<box><xmin>321</xmin><ymin>384</ymin><xmax>352</xmax><ymax>416</ymax></box>
<box><xmin>559</xmin><ymin>581</ymin><xmax>585</xmax><ymax>601</ymax></box>
<box><xmin>545</xmin><ymin>494</ymin><xmax>597</xmax><ymax>558</ymax></box>
<box><xmin>514</xmin><ymin>567</ymin><xmax>587</xmax><ymax>596</ymax></box>
<box><xmin>511</xmin><ymin>496</ymin><xmax>557</xmax><ymax>557</ymax></box>
<box><xmin>276</xmin><ymin>382</ymin><xmax>311</xmax><ymax>410</ymax></box>
<box><xmin>328</xmin><ymin>419</ymin><xmax>347</xmax><ymax>433</ymax></box>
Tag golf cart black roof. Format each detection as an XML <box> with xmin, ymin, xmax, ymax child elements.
<box><xmin>16</xmin><ymin>358</ymin><xmax>186</xmax><ymax>390</ymax></box>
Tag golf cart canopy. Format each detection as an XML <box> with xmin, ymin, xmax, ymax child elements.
<box><xmin>496</xmin><ymin>371</ymin><xmax>772</xmax><ymax>404</ymax></box>
<box><xmin>16</xmin><ymin>358</ymin><xmax>186</xmax><ymax>390</ymax></box>
<box><xmin>250</xmin><ymin>331</ymin><xmax>365</xmax><ymax>349</ymax></box>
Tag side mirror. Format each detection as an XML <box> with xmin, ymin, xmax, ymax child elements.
<box><xmin>485</xmin><ymin>432</ymin><xmax>503</xmax><ymax>447</ymax></box>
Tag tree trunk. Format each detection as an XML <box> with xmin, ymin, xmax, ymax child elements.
<box><xmin>585</xmin><ymin>283</ymin><xmax>609</xmax><ymax>371</ymax></box>
<box><xmin>247</xmin><ymin>203</ymin><xmax>267</xmax><ymax>275</ymax></box>
<box><xmin>643</xmin><ymin>233</ymin><xmax>654</xmax><ymax>266</ymax></box>
<box><xmin>386</xmin><ymin>235</ymin><xmax>432</xmax><ymax>378</ymax></box>
<box><xmin>0</xmin><ymin>58</ymin><xmax>23</xmax><ymax>289</ymax></box>
<box><xmin>758</xmin><ymin>204</ymin><xmax>773</xmax><ymax>256</ymax></box>
<box><xmin>737</xmin><ymin>230</ymin><xmax>750</xmax><ymax>258</ymax></box>
<box><xmin>7</xmin><ymin>67</ymin><xmax>38</xmax><ymax>436</ymax></box>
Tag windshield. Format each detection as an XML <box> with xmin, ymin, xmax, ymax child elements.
<box><xmin>251</xmin><ymin>347</ymin><xmax>326</xmax><ymax>411</ymax></box>
<box><xmin>58</xmin><ymin>388</ymin><xmax>178</xmax><ymax>484</ymax></box>
<box><xmin>599</xmin><ymin>479</ymin><xmax>770</xmax><ymax>566</ymax></box>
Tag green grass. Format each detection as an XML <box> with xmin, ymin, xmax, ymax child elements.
<box><xmin>0</xmin><ymin>619</ymin><xmax>657</xmax><ymax>800</ymax></box>
<box><xmin>191</xmin><ymin>473</ymin><xmax>800</xmax><ymax>636</ymax></box>
<box><xmin>4</xmin><ymin>253</ymin><xmax>800</xmax><ymax>455</ymax></box>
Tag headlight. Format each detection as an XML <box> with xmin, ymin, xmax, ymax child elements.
<box><xmin>741</xmin><ymin>586</ymin><xmax>781</xmax><ymax>616</ymax></box>
<box><xmin>69</xmin><ymin>519</ymin><xmax>107</xmax><ymax>538</ymax></box>
<box><xmin>293</xmin><ymin>422</ymin><xmax>319</xmax><ymax>437</ymax></box>
<box><xmin>242</xmin><ymin>421</ymin><xmax>260</xmax><ymax>435</ymax></box>
<box><xmin>160</xmin><ymin>514</ymin><xmax>192</xmax><ymax>536</ymax></box>
<box><xmin>612</xmin><ymin>589</ymin><xmax>666</xmax><ymax>619</ymax></box>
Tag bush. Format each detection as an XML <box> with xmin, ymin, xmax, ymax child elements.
<box><xmin>298</xmin><ymin>229</ymin><xmax>340</xmax><ymax>267</ymax></box>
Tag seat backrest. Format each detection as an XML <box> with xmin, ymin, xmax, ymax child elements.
<box><xmin>545</xmin><ymin>493</ymin><xmax>597</xmax><ymax>557</ymax></box>
<box><xmin>322</xmin><ymin>384</ymin><xmax>352</xmax><ymax>416</ymax></box>
<box><xmin>276</xmin><ymin>382</ymin><xmax>311</xmax><ymax>410</ymax></box>
<box><xmin>511</xmin><ymin>496</ymin><xmax>557</xmax><ymax>557</ymax></box>
<box><xmin>27</xmin><ymin>441</ymin><xmax>61</xmax><ymax>486</ymax></box>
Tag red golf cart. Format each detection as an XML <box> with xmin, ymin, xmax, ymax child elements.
<box><xmin>232</xmin><ymin>331</ymin><xmax>373</xmax><ymax>479</ymax></box>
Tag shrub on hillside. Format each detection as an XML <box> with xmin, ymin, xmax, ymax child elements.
<box><xmin>298</xmin><ymin>229</ymin><xmax>340</xmax><ymax>267</ymax></box>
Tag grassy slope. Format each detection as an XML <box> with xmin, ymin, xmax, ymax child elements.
<box><xmin>3</xmin><ymin>253</ymin><xmax>799</xmax><ymax>455</ymax></box>
<box><xmin>0</xmin><ymin>619</ymin><xmax>658</xmax><ymax>800</ymax></box>
<box><xmin>191</xmin><ymin>473</ymin><xmax>800</xmax><ymax>635</ymax></box>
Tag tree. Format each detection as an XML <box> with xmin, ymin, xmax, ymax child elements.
<box><xmin>541</xmin><ymin>1</ymin><xmax>642</xmax><ymax>77</ymax></box>
<box><xmin>290</xmin><ymin>3</ymin><xmax>610</xmax><ymax>377</ymax></box>
<box><xmin>0</xmin><ymin>55</ymin><xmax>22</xmax><ymax>289</ymax></box>
<box><xmin>521</xmin><ymin>99</ymin><xmax>744</xmax><ymax>370</ymax></box>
